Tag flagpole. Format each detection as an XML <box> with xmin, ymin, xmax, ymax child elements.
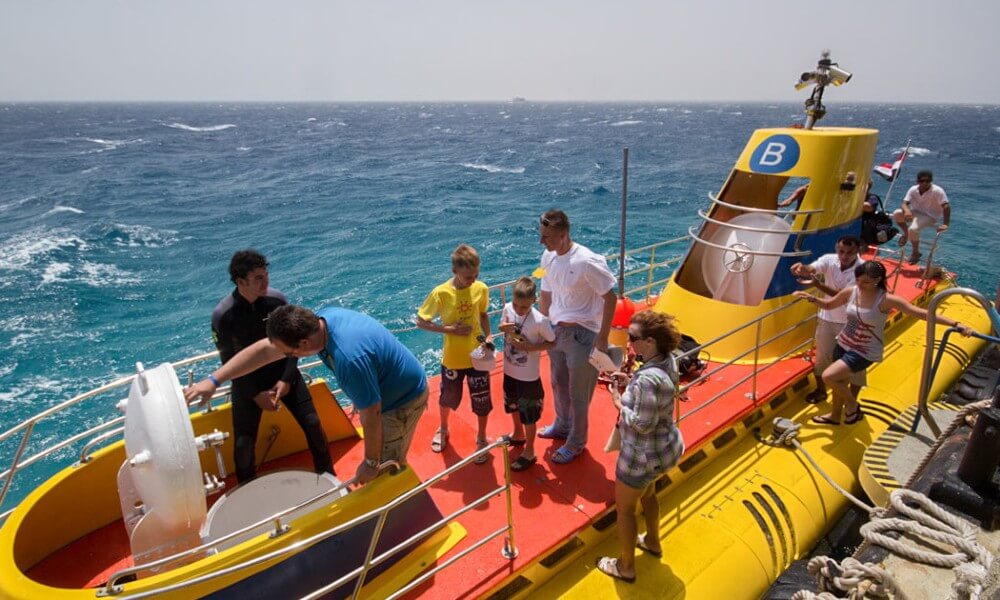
<box><xmin>882</xmin><ymin>139</ymin><xmax>911</xmax><ymax>212</ymax></box>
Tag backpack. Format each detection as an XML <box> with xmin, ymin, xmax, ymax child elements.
<box><xmin>860</xmin><ymin>193</ymin><xmax>898</xmax><ymax>246</ymax></box>
<box><xmin>673</xmin><ymin>334</ymin><xmax>707</xmax><ymax>380</ymax></box>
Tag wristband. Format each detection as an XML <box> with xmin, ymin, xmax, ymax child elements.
<box><xmin>208</xmin><ymin>374</ymin><xmax>221</xmax><ymax>387</ymax></box>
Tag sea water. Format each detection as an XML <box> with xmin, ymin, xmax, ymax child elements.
<box><xmin>1</xmin><ymin>102</ymin><xmax>998</xmax><ymax>507</ymax></box>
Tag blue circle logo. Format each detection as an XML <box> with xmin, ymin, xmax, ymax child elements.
<box><xmin>749</xmin><ymin>134</ymin><xmax>800</xmax><ymax>173</ymax></box>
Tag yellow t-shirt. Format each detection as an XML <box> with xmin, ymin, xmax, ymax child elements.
<box><xmin>418</xmin><ymin>279</ymin><xmax>489</xmax><ymax>369</ymax></box>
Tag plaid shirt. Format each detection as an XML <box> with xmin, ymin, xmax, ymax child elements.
<box><xmin>617</xmin><ymin>357</ymin><xmax>685</xmax><ymax>481</ymax></box>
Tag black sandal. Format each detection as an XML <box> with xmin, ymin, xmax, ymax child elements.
<box><xmin>843</xmin><ymin>408</ymin><xmax>864</xmax><ymax>424</ymax></box>
<box><xmin>510</xmin><ymin>455</ymin><xmax>537</xmax><ymax>471</ymax></box>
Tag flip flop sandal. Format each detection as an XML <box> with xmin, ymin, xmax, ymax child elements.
<box><xmin>498</xmin><ymin>434</ymin><xmax>527</xmax><ymax>447</ymax></box>
<box><xmin>907</xmin><ymin>253</ymin><xmax>923</xmax><ymax>265</ymax></box>
<box><xmin>431</xmin><ymin>428</ymin><xmax>449</xmax><ymax>453</ymax></box>
<box><xmin>804</xmin><ymin>389</ymin><xmax>827</xmax><ymax>404</ymax></box>
<box><xmin>551</xmin><ymin>445</ymin><xmax>582</xmax><ymax>464</ymax></box>
<box><xmin>596</xmin><ymin>557</ymin><xmax>635</xmax><ymax>583</ymax></box>
<box><xmin>844</xmin><ymin>409</ymin><xmax>864</xmax><ymax>424</ymax></box>
<box><xmin>510</xmin><ymin>455</ymin><xmax>537</xmax><ymax>471</ymax></box>
<box><xmin>636</xmin><ymin>533</ymin><xmax>663</xmax><ymax>558</ymax></box>
<box><xmin>811</xmin><ymin>414</ymin><xmax>841</xmax><ymax>425</ymax></box>
<box><xmin>473</xmin><ymin>438</ymin><xmax>490</xmax><ymax>464</ymax></box>
<box><xmin>537</xmin><ymin>425</ymin><xmax>567</xmax><ymax>440</ymax></box>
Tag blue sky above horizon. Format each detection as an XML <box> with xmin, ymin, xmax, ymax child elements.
<box><xmin>1</xmin><ymin>0</ymin><xmax>997</xmax><ymax>104</ymax></box>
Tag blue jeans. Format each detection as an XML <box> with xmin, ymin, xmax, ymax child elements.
<box><xmin>547</xmin><ymin>324</ymin><xmax>599</xmax><ymax>452</ymax></box>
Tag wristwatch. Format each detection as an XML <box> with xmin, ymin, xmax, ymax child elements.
<box><xmin>363</xmin><ymin>457</ymin><xmax>379</xmax><ymax>469</ymax></box>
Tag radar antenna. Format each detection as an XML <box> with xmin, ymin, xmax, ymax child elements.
<box><xmin>794</xmin><ymin>50</ymin><xmax>852</xmax><ymax>129</ymax></box>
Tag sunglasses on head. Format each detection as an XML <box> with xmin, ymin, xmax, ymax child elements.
<box><xmin>539</xmin><ymin>214</ymin><xmax>565</xmax><ymax>228</ymax></box>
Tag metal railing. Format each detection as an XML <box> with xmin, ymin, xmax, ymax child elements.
<box><xmin>914</xmin><ymin>287</ymin><xmax>1000</xmax><ymax>437</ymax></box>
<box><xmin>99</xmin><ymin>441</ymin><xmax>517</xmax><ymax>599</ymax></box>
<box><xmin>672</xmin><ymin>298</ymin><xmax>817</xmax><ymax>424</ymax></box>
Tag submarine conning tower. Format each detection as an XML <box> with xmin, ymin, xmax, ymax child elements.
<box><xmin>655</xmin><ymin>124</ymin><xmax>879</xmax><ymax>363</ymax></box>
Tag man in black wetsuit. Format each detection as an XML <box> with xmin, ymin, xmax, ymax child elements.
<box><xmin>212</xmin><ymin>249</ymin><xmax>333</xmax><ymax>483</ymax></box>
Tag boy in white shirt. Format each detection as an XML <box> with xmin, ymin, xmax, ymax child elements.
<box><xmin>499</xmin><ymin>277</ymin><xmax>556</xmax><ymax>471</ymax></box>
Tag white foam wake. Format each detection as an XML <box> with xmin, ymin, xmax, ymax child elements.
<box><xmin>905</xmin><ymin>146</ymin><xmax>932</xmax><ymax>156</ymax></box>
<box><xmin>163</xmin><ymin>122</ymin><xmax>237</xmax><ymax>132</ymax></box>
<box><xmin>0</xmin><ymin>230</ymin><xmax>89</xmax><ymax>271</ymax></box>
<box><xmin>545</xmin><ymin>138</ymin><xmax>569</xmax><ymax>145</ymax></box>
<box><xmin>44</xmin><ymin>206</ymin><xmax>84</xmax><ymax>216</ymax></box>
<box><xmin>609</xmin><ymin>120</ymin><xmax>643</xmax><ymax>126</ymax></box>
<box><xmin>460</xmin><ymin>163</ymin><xmax>525</xmax><ymax>174</ymax></box>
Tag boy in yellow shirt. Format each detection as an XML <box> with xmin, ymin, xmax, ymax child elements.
<box><xmin>416</xmin><ymin>244</ymin><xmax>494</xmax><ymax>463</ymax></box>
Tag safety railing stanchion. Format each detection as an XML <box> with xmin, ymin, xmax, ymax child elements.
<box><xmin>646</xmin><ymin>246</ymin><xmax>657</xmax><ymax>302</ymax></box>
<box><xmin>353</xmin><ymin>510</ymin><xmax>391</xmax><ymax>597</ymax></box>
<box><xmin>501</xmin><ymin>442</ymin><xmax>518</xmax><ymax>559</ymax></box>
<box><xmin>0</xmin><ymin>422</ymin><xmax>35</xmax><ymax>513</ymax></box>
<box><xmin>750</xmin><ymin>320</ymin><xmax>762</xmax><ymax>401</ymax></box>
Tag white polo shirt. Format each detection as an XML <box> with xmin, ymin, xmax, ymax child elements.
<box><xmin>539</xmin><ymin>243</ymin><xmax>616</xmax><ymax>333</ymax></box>
<box><xmin>903</xmin><ymin>183</ymin><xmax>949</xmax><ymax>222</ymax></box>
<box><xmin>810</xmin><ymin>253</ymin><xmax>864</xmax><ymax>324</ymax></box>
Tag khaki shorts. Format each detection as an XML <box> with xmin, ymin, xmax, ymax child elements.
<box><xmin>381</xmin><ymin>386</ymin><xmax>429</xmax><ymax>465</ymax></box>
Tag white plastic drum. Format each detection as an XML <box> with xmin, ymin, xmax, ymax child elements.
<box><xmin>117</xmin><ymin>363</ymin><xmax>206</xmax><ymax>563</ymax></box>
<box><xmin>701</xmin><ymin>213</ymin><xmax>791</xmax><ymax>306</ymax></box>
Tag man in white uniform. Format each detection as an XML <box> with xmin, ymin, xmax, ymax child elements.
<box><xmin>892</xmin><ymin>170</ymin><xmax>950</xmax><ymax>264</ymax></box>
<box><xmin>790</xmin><ymin>235</ymin><xmax>866</xmax><ymax>403</ymax></box>
<box><xmin>536</xmin><ymin>210</ymin><xmax>617</xmax><ymax>464</ymax></box>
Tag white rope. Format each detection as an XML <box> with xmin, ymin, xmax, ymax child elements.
<box><xmin>766</xmin><ymin>415</ymin><xmax>994</xmax><ymax>600</ymax></box>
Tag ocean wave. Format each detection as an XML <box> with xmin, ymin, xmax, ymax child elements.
<box><xmin>44</xmin><ymin>206</ymin><xmax>85</xmax><ymax>217</ymax></box>
<box><xmin>905</xmin><ymin>146</ymin><xmax>932</xmax><ymax>156</ymax></box>
<box><xmin>82</xmin><ymin>137</ymin><xmax>143</xmax><ymax>153</ymax></box>
<box><xmin>0</xmin><ymin>230</ymin><xmax>89</xmax><ymax>271</ymax></box>
<box><xmin>237</xmin><ymin>146</ymin><xmax>252</xmax><ymax>152</ymax></box>
<box><xmin>41</xmin><ymin>261</ymin><xmax>73</xmax><ymax>284</ymax></box>
<box><xmin>460</xmin><ymin>162</ymin><xmax>525</xmax><ymax>174</ymax></box>
<box><xmin>306</xmin><ymin>117</ymin><xmax>317</xmax><ymax>122</ymax></box>
<box><xmin>163</xmin><ymin>122</ymin><xmax>237</xmax><ymax>132</ymax></box>
<box><xmin>78</xmin><ymin>261</ymin><xmax>140</xmax><ymax>287</ymax></box>
<box><xmin>545</xmin><ymin>138</ymin><xmax>569</xmax><ymax>145</ymax></box>
<box><xmin>106</xmin><ymin>223</ymin><xmax>182</xmax><ymax>248</ymax></box>
<box><xmin>0</xmin><ymin>376</ymin><xmax>69</xmax><ymax>405</ymax></box>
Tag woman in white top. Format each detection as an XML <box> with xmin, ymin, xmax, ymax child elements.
<box><xmin>794</xmin><ymin>261</ymin><xmax>972</xmax><ymax>425</ymax></box>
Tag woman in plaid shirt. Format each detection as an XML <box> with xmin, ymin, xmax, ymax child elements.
<box><xmin>597</xmin><ymin>310</ymin><xmax>685</xmax><ymax>583</ymax></box>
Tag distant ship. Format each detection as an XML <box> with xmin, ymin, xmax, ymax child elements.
<box><xmin>511</xmin><ymin>96</ymin><xmax>526</xmax><ymax>102</ymax></box>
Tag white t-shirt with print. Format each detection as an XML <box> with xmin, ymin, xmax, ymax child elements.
<box><xmin>501</xmin><ymin>303</ymin><xmax>555</xmax><ymax>382</ymax></box>
<box><xmin>538</xmin><ymin>243</ymin><xmax>616</xmax><ymax>332</ymax></box>
<box><xmin>810</xmin><ymin>253</ymin><xmax>864</xmax><ymax>324</ymax></box>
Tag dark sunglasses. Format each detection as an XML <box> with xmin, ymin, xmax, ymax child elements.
<box><xmin>628</xmin><ymin>332</ymin><xmax>644</xmax><ymax>342</ymax></box>
<box><xmin>917</xmin><ymin>178</ymin><xmax>931</xmax><ymax>183</ymax></box>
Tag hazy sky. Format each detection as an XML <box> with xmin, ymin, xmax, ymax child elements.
<box><xmin>1</xmin><ymin>0</ymin><xmax>997</xmax><ymax>103</ymax></box>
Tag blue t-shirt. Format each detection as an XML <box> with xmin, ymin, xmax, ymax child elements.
<box><xmin>315</xmin><ymin>307</ymin><xmax>426</xmax><ymax>411</ymax></box>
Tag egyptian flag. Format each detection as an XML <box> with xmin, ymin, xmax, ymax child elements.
<box><xmin>873</xmin><ymin>144</ymin><xmax>909</xmax><ymax>181</ymax></box>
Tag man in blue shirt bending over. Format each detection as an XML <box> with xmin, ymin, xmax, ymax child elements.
<box><xmin>186</xmin><ymin>304</ymin><xmax>429</xmax><ymax>485</ymax></box>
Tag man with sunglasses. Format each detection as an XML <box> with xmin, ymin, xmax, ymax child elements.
<box><xmin>892</xmin><ymin>170</ymin><xmax>951</xmax><ymax>264</ymax></box>
<box><xmin>536</xmin><ymin>209</ymin><xmax>617</xmax><ymax>464</ymax></box>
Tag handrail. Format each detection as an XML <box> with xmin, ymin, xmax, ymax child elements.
<box><xmin>687</xmin><ymin>225</ymin><xmax>813</xmax><ymax>258</ymax></box>
<box><xmin>914</xmin><ymin>287</ymin><xmax>996</xmax><ymax>437</ymax></box>
<box><xmin>102</xmin><ymin>441</ymin><xmax>515</xmax><ymax>598</ymax></box>
<box><xmin>707</xmin><ymin>192</ymin><xmax>825</xmax><ymax>215</ymax></box>
<box><xmin>697</xmin><ymin>209</ymin><xmax>821</xmax><ymax>235</ymax></box>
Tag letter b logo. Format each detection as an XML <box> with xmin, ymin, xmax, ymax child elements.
<box><xmin>750</xmin><ymin>135</ymin><xmax>800</xmax><ymax>173</ymax></box>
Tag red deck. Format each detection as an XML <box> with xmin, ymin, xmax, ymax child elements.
<box><xmin>29</xmin><ymin>254</ymin><xmax>939</xmax><ymax>597</ymax></box>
